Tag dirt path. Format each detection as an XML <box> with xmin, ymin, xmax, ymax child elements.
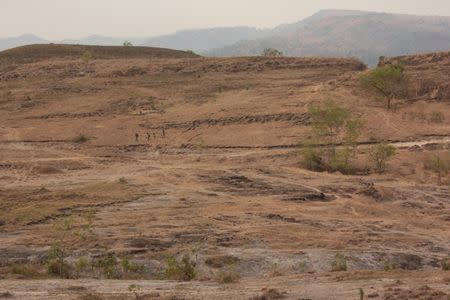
<box><xmin>0</xmin><ymin>272</ymin><xmax>448</xmax><ymax>300</ymax></box>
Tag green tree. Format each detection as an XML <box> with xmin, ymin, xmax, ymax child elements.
<box><xmin>300</xmin><ymin>100</ymin><xmax>362</xmax><ymax>173</ymax></box>
<box><xmin>368</xmin><ymin>143</ymin><xmax>397</xmax><ymax>173</ymax></box>
<box><xmin>123</xmin><ymin>41</ymin><xmax>133</xmax><ymax>47</ymax></box>
<box><xmin>360</xmin><ymin>64</ymin><xmax>408</xmax><ymax>109</ymax></box>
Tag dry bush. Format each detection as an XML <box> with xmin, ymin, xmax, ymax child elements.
<box><xmin>72</xmin><ymin>134</ymin><xmax>89</xmax><ymax>143</ymax></box>
<box><xmin>368</xmin><ymin>143</ymin><xmax>397</xmax><ymax>173</ymax></box>
<box><xmin>250</xmin><ymin>288</ymin><xmax>286</xmax><ymax>300</ymax></box>
<box><xmin>331</xmin><ymin>253</ymin><xmax>347</xmax><ymax>272</ymax></box>
<box><xmin>429</xmin><ymin>111</ymin><xmax>445</xmax><ymax>123</ymax></box>
<box><xmin>424</xmin><ymin>153</ymin><xmax>450</xmax><ymax>184</ymax></box>
<box><xmin>163</xmin><ymin>254</ymin><xmax>196</xmax><ymax>281</ymax></box>
<box><xmin>442</xmin><ymin>257</ymin><xmax>450</xmax><ymax>271</ymax></box>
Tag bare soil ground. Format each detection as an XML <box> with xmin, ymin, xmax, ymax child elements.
<box><xmin>0</xmin><ymin>49</ymin><xmax>449</xmax><ymax>299</ymax></box>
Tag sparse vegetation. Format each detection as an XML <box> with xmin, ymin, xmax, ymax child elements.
<box><xmin>10</xmin><ymin>263</ymin><xmax>45</xmax><ymax>279</ymax></box>
<box><xmin>163</xmin><ymin>254</ymin><xmax>196</xmax><ymax>281</ymax></box>
<box><xmin>384</xmin><ymin>259</ymin><xmax>395</xmax><ymax>271</ymax></box>
<box><xmin>121</xmin><ymin>257</ymin><xmax>147</xmax><ymax>275</ymax></box>
<box><xmin>368</xmin><ymin>143</ymin><xmax>396</xmax><ymax>173</ymax></box>
<box><xmin>262</xmin><ymin>48</ymin><xmax>283</xmax><ymax>57</ymax></box>
<box><xmin>72</xmin><ymin>134</ymin><xmax>89</xmax><ymax>143</ymax></box>
<box><xmin>300</xmin><ymin>100</ymin><xmax>362</xmax><ymax>174</ymax></box>
<box><xmin>123</xmin><ymin>41</ymin><xmax>133</xmax><ymax>47</ymax></box>
<box><xmin>128</xmin><ymin>284</ymin><xmax>142</xmax><ymax>299</ymax></box>
<box><xmin>250</xmin><ymin>288</ymin><xmax>285</xmax><ymax>300</ymax></box>
<box><xmin>74</xmin><ymin>257</ymin><xmax>89</xmax><ymax>277</ymax></box>
<box><xmin>81</xmin><ymin>50</ymin><xmax>93</xmax><ymax>63</ymax></box>
<box><xmin>92</xmin><ymin>251</ymin><xmax>120</xmax><ymax>279</ymax></box>
<box><xmin>441</xmin><ymin>257</ymin><xmax>450</xmax><ymax>271</ymax></box>
<box><xmin>429</xmin><ymin>111</ymin><xmax>445</xmax><ymax>123</ymax></box>
<box><xmin>360</xmin><ymin>64</ymin><xmax>408</xmax><ymax>109</ymax></box>
<box><xmin>118</xmin><ymin>177</ymin><xmax>128</xmax><ymax>184</ymax></box>
<box><xmin>217</xmin><ymin>265</ymin><xmax>240</xmax><ymax>284</ymax></box>
<box><xmin>331</xmin><ymin>253</ymin><xmax>347</xmax><ymax>272</ymax></box>
<box><xmin>424</xmin><ymin>153</ymin><xmax>450</xmax><ymax>184</ymax></box>
<box><xmin>47</xmin><ymin>218</ymin><xmax>74</xmax><ymax>278</ymax></box>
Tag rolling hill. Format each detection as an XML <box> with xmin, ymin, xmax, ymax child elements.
<box><xmin>3</xmin><ymin>10</ymin><xmax>450</xmax><ymax>65</ymax></box>
<box><xmin>0</xmin><ymin>44</ymin><xmax>199</xmax><ymax>64</ymax></box>
<box><xmin>207</xmin><ymin>9</ymin><xmax>450</xmax><ymax>66</ymax></box>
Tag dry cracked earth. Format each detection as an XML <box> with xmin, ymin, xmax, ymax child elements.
<box><xmin>0</xmin><ymin>49</ymin><xmax>449</xmax><ymax>299</ymax></box>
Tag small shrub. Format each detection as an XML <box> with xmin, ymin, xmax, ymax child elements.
<box><xmin>10</xmin><ymin>264</ymin><xmax>43</xmax><ymax>279</ymax></box>
<box><xmin>424</xmin><ymin>154</ymin><xmax>450</xmax><ymax>184</ymax></box>
<box><xmin>92</xmin><ymin>252</ymin><xmax>120</xmax><ymax>279</ymax></box>
<box><xmin>121</xmin><ymin>257</ymin><xmax>147</xmax><ymax>274</ymax></box>
<box><xmin>368</xmin><ymin>143</ymin><xmax>397</xmax><ymax>173</ymax></box>
<box><xmin>81</xmin><ymin>50</ymin><xmax>93</xmax><ymax>62</ymax></box>
<box><xmin>299</xmin><ymin>147</ymin><xmax>325</xmax><ymax>172</ymax></box>
<box><xmin>442</xmin><ymin>257</ymin><xmax>450</xmax><ymax>271</ymax></box>
<box><xmin>295</xmin><ymin>261</ymin><xmax>307</xmax><ymax>273</ymax></box>
<box><xmin>118</xmin><ymin>177</ymin><xmax>128</xmax><ymax>184</ymax></box>
<box><xmin>429</xmin><ymin>111</ymin><xmax>445</xmax><ymax>123</ymax></box>
<box><xmin>75</xmin><ymin>257</ymin><xmax>89</xmax><ymax>276</ymax></box>
<box><xmin>123</xmin><ymin>41</ymin><xmax>133</xmax><ymax>47</ymax></box>
<box><xmin>128</xmin><ymin>284</ymin><xmax>142</xmax><ymax>299</ymax></box>
<box><xmin>250</xmin><ymin>288</ymin><xmax>285</xmax><ymax>300</ymax></box>
<box><xmin>164</xmin><ymin>254</ymin><xmax>196</xmax><ymax>281</ymax></box>
<box><xmin>72</xmin><ymin>134</ymin><xmax>89</xmax><ymax>144</ymax></box>
<box><xmin>384</xmin><ymin>260</ymin><xmax>395</xmax><ymax>271</ymax></box>
<box><xmin>301</xmin><ymin>100</ymin><xmax>363</xmax><ymax>174</ymax></box>
<box><xmin>47</xmin><ymin>240</ymin><xmax>73</xmax><ymax>279</ymax></box>
<box><xmin>331</xmin><ymin>253</ymin><xmax>347</xmax><ymax>272</ymax></box>
<box><xmin>329</xmin><ymin>147</ymin><xmax>353</xmax><ymax>174</ymax></box>
<box><xmin>262</xmin><ymin>48</ymin><xmax>283</xmax><ymax>57</ymax></box>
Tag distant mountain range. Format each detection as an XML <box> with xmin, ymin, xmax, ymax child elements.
<box><xmin>2</xmin><ymin>10</ymin><xmax>450</xmax><ymax>66</ymax></box>
<box><xmin>207</xmin><ymin>10</ymin><xmax>450</xmax><ymax>66</ymax></box>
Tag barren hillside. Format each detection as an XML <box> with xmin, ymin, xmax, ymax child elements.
<box><xmin>0</xmin><ymin>47</ymin><xmax>449</xmax><ymax>299</ymax></box>
<box><xmin>0</xmin><ymin>44</ymin><xmax>199</xmax><ymax>65</ymax></box>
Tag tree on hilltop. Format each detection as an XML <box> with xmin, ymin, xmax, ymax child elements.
<box><xmin>359</xmin><ymin>64</ymin><xmax>408</xmax><ymax>109</ymax></box>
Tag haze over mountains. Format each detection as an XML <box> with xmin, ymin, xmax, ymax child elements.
<box><xmin>2</xmin><ymin>9</ymin><xmax>450</xmax><ymax>65</ymax></box>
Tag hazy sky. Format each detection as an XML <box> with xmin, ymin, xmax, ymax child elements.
<box><xmin>3</xmin><ymin>0</ymin><xmax>450</xmax><ymax>39</ymax></box>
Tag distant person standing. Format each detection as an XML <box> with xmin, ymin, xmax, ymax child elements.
<box><xmin>135</xmin><ymin>132</ymin><xmax>139</xmax><ymax>143</ymax></box>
